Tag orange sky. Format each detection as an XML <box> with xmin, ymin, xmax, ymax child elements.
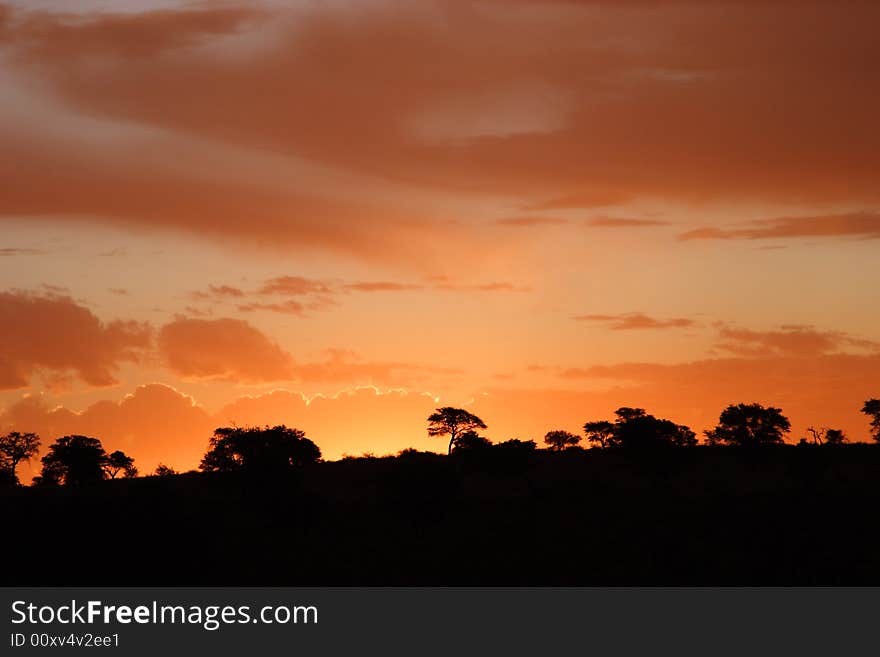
<box><xmin>1</xmin><ymin>0</ymin><xmax>879</xmax><ymax>477</ymax></box>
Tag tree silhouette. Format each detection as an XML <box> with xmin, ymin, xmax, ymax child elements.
<box><xmin>544</xmin><ymin>430</ymin><xmax>581</xmax><ymax>451</ymax></box>
<box><xmin>39</xmin><ymin>435</ymin><xmax>108</xmax><ymax>486</ymax></box>
<box><xmin>806</xmin><ymin>426</ymin><xmax>847</xmax><ymax>445</ymax></box>
<box><xmin>824</xmin><ymin>429</ymin><xmax>847</xmax><ymax>445</ymax></box>
<box><xmin>862</xmin><ymin>399</ymin><xmax>880</xmax><ymax>442</ymax></box>
<box><xmin>200</xmin><ymin>425</ymin><xmax>321</xmax><ymax>473</ymax></box>
<box><xmin>0</xmin><ymin>431</ymin><xmax>41</xmax><ymax>484</ymax></box>
<box><xmin>427</xmin><ymin>407</ymin><xmax>487</xmax><ymax>454</ymax></box>
<box><xmin>581</xmin><ymin>408</ymin><xmax>695</xmax><ymax>449</ymax></box>
<box><xmin>615</xmin><ymin>407</ymin><xmax>647</xmax><ymax>422</ymax></box>
<box><xmin>104</xmin><ymin>450</ymin><xmax>138</xmax><ymax>478</ymax></box>
<box><xmin>610</xmin><ymin>408</ymin><xmax>696</xmax><ymax>449</ymax></box>
<box><xmin>583</xmin><ymin>421</ymin><xmax>614</xmax><ymax>449</ymax></box>
<box><xmin>705</xmin><ymin>403</ymin><xmax>791</xmax><ymax>447</ymax></box>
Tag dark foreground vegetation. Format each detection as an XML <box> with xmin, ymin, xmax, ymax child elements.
<box><xmin>3</xmin><ymin>399</ymin><xmax>880</xmax><ymax>584</ymax></box>
<box><xmin>3</xmin><ymin>444</ymin><xmax>880</xmax><ymax>585</ymax></box>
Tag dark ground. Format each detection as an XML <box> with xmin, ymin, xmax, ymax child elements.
<box><xmin>4</xmin><ymin>445</ymin><xmax>880</xmax><ymax>584</ymax></box>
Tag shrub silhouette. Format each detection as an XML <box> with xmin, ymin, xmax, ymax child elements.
<box><xmin>494</xmin><ymin>439</ymin><xmax>537</xmax><ymax>453</ymax></box>
<box><xmin>544</xmin><ymin>430</ymin><xmax>581</xmax><ymax>451</ymax></box>
<box><xmin>427</xmin><ymin>407</ymin><xmax>488</xmax><ymax>454</ymax></box>
<box><xmin>200</xmin><ymin>425</ymin><xmax>321</xmax><ymax>473</ymax></box>
<box><xmin>705</xmin><ymin>403</ymin><xmax>790</xmax><ymax>447</ymax></box>
<box><xmin>39</xmin><ymin>435</ymin><xmax>108</xmax><ymax>486</ymax></box>
<box><xmin>153</xmin><ymin>463</ymin><xmax>178</xmax><ymax>476</ymax></box>
<box><xmin>0</xmin><ymin>431</ymin><xmax>40</xmax><ymax>485</ymax></box>
<box><xmin>452</xmin><ymin>430</ymin><xmax>493</xmax><ymax>453</ymax></box>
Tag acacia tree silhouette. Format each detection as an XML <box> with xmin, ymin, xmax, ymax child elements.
<box><xmin>427</xmin><ymin>407</ymin><xmax>487</xmax><ymax>454</ymax></box>
<box><xmin>862</xmin><ymin>399</ymin><xmax>880</xmax><ymax>442</ymax></box>
<box><xmin>39</xmin><ymin>435</ymin><xmax>108</xmax><ymax>486</ymax></box>
<box><xmin>0</xmin><ymin>431</ymin><xmax>41</xmax><ymax>484</ymax></box>
<box><xmin>544</xmin><ymin>430</ymin><xmax>581</xmax><ymax>451</ymax></box>
<box><xmin>705</xmin><ymin>403</ymin><xmax>790</xmax><ymax>447</ymax></box>
<box><xmin>104</xmin><ymin>450</ymin><xmax>138</xmax><ymax>478</ymax></box>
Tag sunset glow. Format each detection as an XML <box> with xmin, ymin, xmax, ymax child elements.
<box><xmin>1</xmin><ymin>0</ymin><xmax>879</xmax><ymax>477</ymax></box>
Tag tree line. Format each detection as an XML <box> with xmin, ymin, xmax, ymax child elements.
<box><xmin>1</xmin><ymin>398</ymin><xmax>879</xmax><ymax>487</ymax></box>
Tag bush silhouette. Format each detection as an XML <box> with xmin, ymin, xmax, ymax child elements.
<box><xmin>452</xmin><ymin>430</ymin><xmax>493</xmax><ymax>453</ymax></box>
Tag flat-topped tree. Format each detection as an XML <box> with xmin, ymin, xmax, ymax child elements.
<box><xmin>427</xmin><ymin>407</ymin><xmax>487</xmax><ymax>454</ymax></box>
<box><xmin>544</xmin><ymin>430</ymin><xmax>581</xmax><ymax>451</ymax></box>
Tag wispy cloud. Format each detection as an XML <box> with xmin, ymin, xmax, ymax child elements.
<box><xmin>0</xmin><ymin>247</ymin><xmax>45</xmax><ymax>256</ymax></box>
<box><xmin>587</xmin><ymin>216</ymin><xmax>670</xmax><ymax>228</ymax></box>
<box><xmin>680</xmin><ymin>212</ymin><xmax>880</xmax><ymax>241</ymax></box>
<box><xmin>573</xmin><ymin>313</ymin><xmax>696</xmax><ymax>330</ymax></box>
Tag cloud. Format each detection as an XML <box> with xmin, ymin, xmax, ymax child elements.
<box><xmin>1</xmin><ymin>0</ymin><xmax>878</xmax><ymax>264</ymax></box>
<box><xmin>158</xmin><ymin>317</ymin><xmax>294</xmax><ymax>383</ymax></box>
<box><xmin>0</xmin><ymin>247</ymin><xmax>45</xmax><ymax>256</ymax></box>
<box><xmin>237</xmin><ymin>300</ymin><xmax>306</xmax><ymax>315</ymax></box>
<box><xmin>679</xmin><ymin>212</ymin><xmax>880</xmax><ymax>241</ymax></box>
<box><xmin>189</xmin><ymin>285</ymin><xmax>245</xmax><ymax>301</ymax></box>
<box><xmin>0</xmin><ymin>290</ymin><xmax>152</xmax><ymax>389</ymax></box>
<box><xmin>573</xmin><ymin>313</ymin><xmax>696</xmax><ymax>330</ymax></box>
<box><xmin>290</xmin><ymin>348</ymin><xmax>463</xmax><ymax>386</ymax></box>
<box><xmin>587</xmin><ymin>217</ymin><xmax>670</xmax><ymax>228</ymax></box>
<box><xmin>257</xmin><ymin>276</ymin><xmax>334</xmax><ymax>296</ymax></box>
<box><xmin>713</xmin><ymin>325</ymin><xmax>879</xmax><ymax>358</ymax></box>
<box><xmin>205</xmin><ymin>275</ymin><xmax>531</xmax><ymax>315</ymax></box>
<box><xmin>341</xmin><ymin>281</ymin><xmax>424</xmax><ymax>292</ymax></box>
